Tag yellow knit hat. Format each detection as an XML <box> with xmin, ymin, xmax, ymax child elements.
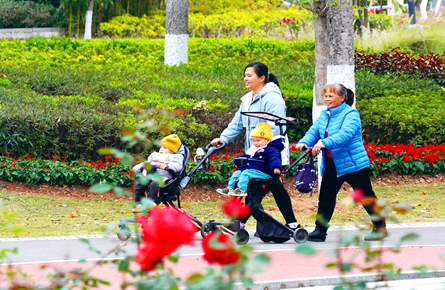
<box><xmin>161</xmin><ymin>134</ymin><xmax>182</xmax><ymax>153</ymax></box>
<box><xmin>251</xmin><ymin>122</ymin><xmax>273</xmax><ymax>140</ymax></box>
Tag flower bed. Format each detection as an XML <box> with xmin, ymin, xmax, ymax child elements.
<box><xmin>0</xmin><ymin>155</ymin><xmax>133</xmax><ymax>186</ymax></box>
<box><xmin>366</xmin><ymin>143</ymin><xmax>445</xmax><ymax>177</ymax></box>
<box><xmin>0</xmin><ymin>144</ymin><xmax>444</xmax><ymax>187</ymax></box>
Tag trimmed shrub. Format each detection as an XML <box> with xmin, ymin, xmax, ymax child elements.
<box><xmin>0</xmin><ymin>0</ymin><xmax>59</xmax><ymax>29</ymax></box>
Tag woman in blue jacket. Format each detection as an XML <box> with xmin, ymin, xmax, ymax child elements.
<box><xmin>211</xmin><ymin>62</ymin><xmax>299</xmax><ymax>229</ymax></box>
<box><xmin>296</xmin><ymin>83</ymin><xmax>388</xmax><ymax>242</ymax></box>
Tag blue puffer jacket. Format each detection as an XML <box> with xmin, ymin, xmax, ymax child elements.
<box><xmin>298</xmin><ymin>102</ymin><xmax>369</xmax><ymax>177</ymax></box>
<box><xmin>234</xmin><ymin>137</ymin><xmax>284</xmax><ymax>177</ymax></box>
<box><xmin>219</xmin><ymin>82</ymin><xmax>290</xmax><ymax>164</ymax></box>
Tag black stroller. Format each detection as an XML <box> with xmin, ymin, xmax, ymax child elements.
<box><xmin>116</xmin><ymin>142</ymin><xmax>228</xmax><ymax>241</ymax></box>
<box><xmin>200</xmin><ymin>112</ymin><xmax>312</xmax><ymax>244</ymax></box>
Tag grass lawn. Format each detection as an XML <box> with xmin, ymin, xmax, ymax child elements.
<box><xmin>0</xmin><ymin>183</ymin><xmax>444</xmax><ymax>238</ymax></box>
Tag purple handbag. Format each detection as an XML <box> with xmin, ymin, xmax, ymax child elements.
<box><xmin>294</xmin><ymin>154</ymin><xmax>317</xmax><ymax>193</ymax></box>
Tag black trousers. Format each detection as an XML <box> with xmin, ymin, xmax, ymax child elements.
<box><xmin>134</xmin><ymin>181</ymin><xmax>161</xmax><ymax>204</ymax></box>
<box><xmin>316</xmin><ymin>157</ymin><xmax>383</xmax><ymax>230</ymax></box>
<box><xmin>240</xmin><ymin>181</ymin><xmax>297</xmax><ymax>225</ymax></box>
<box><xmin>270</xmin><ymin>182</ymin><xmax>297</xmax><ymax>224</ymax></box>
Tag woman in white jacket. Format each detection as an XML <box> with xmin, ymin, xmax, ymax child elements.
<box><xmin>211</xmin><ymin>62</ymin><xmax>298</xmax><ymax>229</ymax></box>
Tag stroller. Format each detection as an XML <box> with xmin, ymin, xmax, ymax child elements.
<box><xmin>116</xmin><ymin>142</ymin><xmax>228</xmax><ymax>241</ymax></box>
<box><xmin>200</xmin><ymin>112</ymin><xmax>312</xmax><ymax>244</ymax></box>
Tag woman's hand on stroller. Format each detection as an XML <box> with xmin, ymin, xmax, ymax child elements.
<box><xmin>295</xmin><ymin>143</ymin><xmax>307</xmax><ymax>151</ymax></box>
<box><xmin>210</xmin><ymin>138</ymin><xmax>225</xmax><ymax>147</ymax></box>
<box><xmin>311</xmin><ymin>140</ymin><xmax>325</xmax><ymax>156</ymax></box>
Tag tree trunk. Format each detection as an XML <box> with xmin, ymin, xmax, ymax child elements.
<box><xmin>326</xmin><ymin>0</ymin><xmax>355</xmax><ymax>96</ymax></box>
<box><xmin>69</xmin><ymin>5</ymin><xmax>72</xmax><ymax>37</ymax></box>
<box><xmin>164</xmin><ymin>0</ymin><xmax>189</xmax><ymax>66</ymax></box>
<box><xmin>434</xmin><ymin>0</ymin><xmax>443</xmax><ymax>16</ymax></box>
<box><xmin>420</xmin><ymin>0</ymin><xmax>428</xmax><ymax>19</ymax></box>
<box><xmin>84</xmin><ymin>0</ymin><xmax>95</xmax><ymax>39</ymax></box>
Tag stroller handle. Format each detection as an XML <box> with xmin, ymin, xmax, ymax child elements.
<box><xmin>205</xmin><ymin>140</ymin><xmax>227</xmax><ymax>153</ymax></box>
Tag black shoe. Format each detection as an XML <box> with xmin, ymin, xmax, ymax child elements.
<box><xmin>364</xmin><ymin>227</ymin><xmax>388</xmax><ymax>241</ymax></box>
<box><xmin>308</xmin><ymin>226</ymin><xmax>327</xmax><ymax>242</ymax></box>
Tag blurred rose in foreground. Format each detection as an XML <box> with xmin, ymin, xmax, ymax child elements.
<box><xmin>222</xmin><ymin>197</ymin><xmax>250</xmax><ymax>220</ymax></box>
<box><xmin>135</xmin><ymin>206</ymin><xmax>196</xmax><ymax>271</ymax></box>
<box><xmin>202</xmin><ymin>231</ymin><xmax>240</xmax><ymax>265</ymax></box>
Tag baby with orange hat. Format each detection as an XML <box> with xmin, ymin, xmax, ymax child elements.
<box><xmin>132</xmin><ymin>134</ymin><xmax>184</xmax><ymax>204</ymax></box>
<box><xmin>217</xmin><ymin>122</ymin><xmax>284</xmax><ymax>197</ymax></box>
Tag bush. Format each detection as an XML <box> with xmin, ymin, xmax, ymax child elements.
<box><xmin>99</xmin><ymin>13</ymin><xmax>166</xmax><ymax>38</ymax></box>
<box><xmin>0</xmin><ymin>0</ymin><xmax>58</xmax><ymax>28</ymax></box>
<box><xmin>355</xmin><ymin>49</ymin><xmax>445</xmax><ymax>86</ymax></box>
<box><xmin>0</xmin><ymin>38</ymin><xmax>315</xmax><ymax>160</ymax></box>
<box><xmin>0</xmin><ymin>88</ymin><xmax>128</xmax><ymax>160</ymax></box>
<box><xmin>358</xmin><ymin>87</ymin><xmax>445</xmax><ymax>145</ymax></box>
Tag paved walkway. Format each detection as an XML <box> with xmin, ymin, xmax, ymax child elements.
<box><xmin>1</xmin><ymin>223</ymin><xmax>445</xmax><ymax>289</ymax></box>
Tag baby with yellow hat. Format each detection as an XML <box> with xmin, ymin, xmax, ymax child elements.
<box><xmin>132</xmin><ymin>134</ymin><xmax>184</xmax><ymax>204</ymax></box>
<box><xmin>217</xmin><ymin>122</ymin><xmax>284</xmax><ymax>197</ymax></box>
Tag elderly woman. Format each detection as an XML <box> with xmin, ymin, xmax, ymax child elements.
<box><xmin>211</xmin><ymin>62</ymin><xmax>298</xmax><ymax>230</ymax></box>
<box><xmin>295</xmin><ymin>83</ymin><xmax>388</xmax><ymax>242</ymax></box>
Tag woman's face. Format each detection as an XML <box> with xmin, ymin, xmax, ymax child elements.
<box><xmin>244</xmin><ymin>67</ymin><xmax>265</xmax><ymax>92</ymax></box>
<box><xmin>324</xmin><ymin>90</ymin><xmax>345</xmax><ymax>109</ymax></box>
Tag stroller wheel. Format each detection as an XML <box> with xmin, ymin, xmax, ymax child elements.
<box><xmin>235</xmin><ymin>229</ymin><xmax>250</xmax><ymax>245</ymax></box>
<box><xmin>293</xmin><ymin>228</ymin><xmax>309</xmax><ymax>243</ymax></box>
<box><xmin>260</xmin><ymin>237</ymin><xmax>271</xmax><ymax>243</ymax></box>
<box><xmin>116</xmin><ymin>226</ymin><xmax>132</xmax><ymax>241</ymax></box>
<box><xmin>200</xmin><ymin>222</ymin><xmax>213</xmax><ymax>238</ymax></box>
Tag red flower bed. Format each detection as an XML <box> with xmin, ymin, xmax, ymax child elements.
<box><xmin>365</xmin><ymin>143</ymin><xmax>445</xmax><ymax>176</ymax></box>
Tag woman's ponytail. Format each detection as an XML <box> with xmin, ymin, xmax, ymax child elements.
<box><xmin>345</xmin><ymin>88</ymin><xmax>355</xmax><ymax>106</ymax></box>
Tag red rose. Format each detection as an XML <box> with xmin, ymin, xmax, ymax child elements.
<box><xmin>351</xmin><ymin>188</ymin><xmax>365</xmax><ymax>203</ymax></box>
<box><xmin>202</xmin><ymin>231</ymin><xmax>240</xmax><ymax>265</ymax></box>
<box><xmin>221</xmin><ymin>198</ymin><xmax>250</xmax><ymax>220</ymax></box>
<box><xmin>135</xmin><ymin>206</ymin><xmax>196</xmax><ymax>271</ymax></box>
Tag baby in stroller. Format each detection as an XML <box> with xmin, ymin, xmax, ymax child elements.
<box><xmin>216</xmin><ymin>122</ymin><xmax>283</xmax><ymax>197</ymax></box>
<box><xmin>132</xmin><ymin>134</ymin><xmax>184</xmax><ymax>205</ymax></box>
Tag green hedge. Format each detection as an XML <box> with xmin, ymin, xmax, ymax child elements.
<box><xmin>0</xmin><ymin>38</ymin><xmax>315</xmax><ymax>159</ymax></box>
<box><xmin>0</xmin><ymin>37</ymin><xmax>443</xmax><ymax>161</ymax></box>
<box><xmin>0</xmin><ymin>0</ymin><xmax>61</xmax><ymax>29</ymax></box>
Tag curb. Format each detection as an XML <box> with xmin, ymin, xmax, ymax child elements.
<box><xmin>234</xmin><ymin>271</ymin><xmax>445</xmax><ymax>290</ymax></box>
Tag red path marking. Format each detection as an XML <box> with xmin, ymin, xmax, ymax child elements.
<box><xmin>2</xmin><ymin>246</ymin><xmax>444</xmax><ymax>289</ymax></box>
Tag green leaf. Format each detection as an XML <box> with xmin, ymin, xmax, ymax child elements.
<box><xmin>89</xmin><ymin>183</ymin><xmax>113</xmax><ymax>193</ymax></box>
<box><xmin>113</xmin><ymin>186</ymin><xmax>126</xmax><ymax>196</ymax></box>
<box><xmin>242</xmin><ymin>277</ymin><xmax>254</xmax><ymax>287</ymax></box>
<box><xmin>400</xmin><ymin>233</ymin><xmax>419</xmax><ymax>242</ymax></box>
<box><xmin>98</xmin><ymin>148</ymin><xmax>114</xmax><ymax>155</ymax></box>
<box><xmin>118</xmin><ymin>260</ymin><xmax>129</xmax><ymax>271</ymax></box>
<box><xmin>186</xmin><ymin>273</ymin><xmax>206</xmax><ymax>283</ymax></box>
<box><xmin>295</xmin><ymin>244</ymin><xmax>316</xmax><ymax>255</ymax></box>
<box><xmin>167</xmin><ymin>253</ymin><xmax>180</xmax><ymax>263</ymax></box>
<box><xmin>253</xmin><ymin>253</ymin><xmax>270</xmax><ymax>264</ymax></box>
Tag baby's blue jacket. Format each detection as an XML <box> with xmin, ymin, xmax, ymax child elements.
<box><xmin>234</xmin><ymin>138</ymin><xmax>284</xmax><ymax>176</ymax></box>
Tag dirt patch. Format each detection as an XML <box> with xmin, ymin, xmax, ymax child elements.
<box><xmin>1</xmin><ymin>171</ymin><xmax>444</xmax><ymax>208</ymax></box>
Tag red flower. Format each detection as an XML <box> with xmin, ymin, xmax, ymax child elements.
<box><xmin>221</xmin><ymin>198</ymin><xmax>250</xmax><ymax>220</ymax></box>
<box><xmin>135</xmin><ymin>206</ymin><xmax>196</xmax><ymax>271</ymax></box>
<box><xmin>351</xmin><ymin>188</ymin><xmax>365</xmax><ymax>203</ymax></box>
<box><xmin>202</xmin><ymin>231</ymin><xmax>240</xmax><ymax>265</ymax></box>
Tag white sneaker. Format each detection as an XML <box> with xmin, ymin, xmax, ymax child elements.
<box><xmin>229</xmin><ymin>188</ymin><xmax>247</xmax><ymax>197</ymax></box>
<box><xmin>216</xmin><ymin>188</ymin><xmax>234</xmax><ymax>196</ymax></box>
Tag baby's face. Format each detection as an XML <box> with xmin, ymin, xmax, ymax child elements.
<box><xmin>160</xmin><ymin>146</ymin><xmax>175</xmax><ymax>154</ymax></box>
<box><xmin>252</xmin><ymin>136</ymin><xmax>269</xmax><ymax>148</ymax></box>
